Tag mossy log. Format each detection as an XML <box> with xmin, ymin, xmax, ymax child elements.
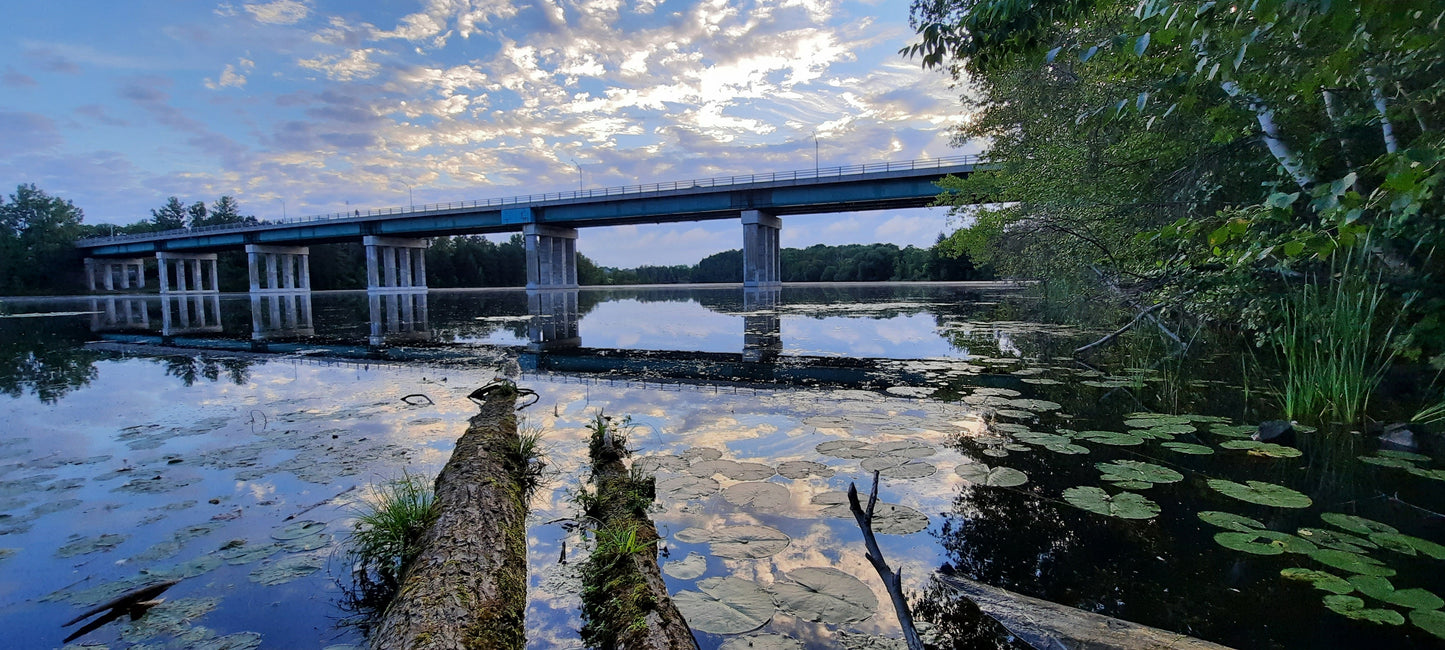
<box><xmin>936</xmin><ymin>573</ymin><xmax>1234</xmax><ymax>650</ymax></box>
<box><xmin>369</xmin><ymin>388</ymin><xmax>530</xmax><ymax>650</ymax></box>
<box><xmin>580</xmin><ymin>420</ymin><xmax>699</xmax><ymax>650</ymax></box>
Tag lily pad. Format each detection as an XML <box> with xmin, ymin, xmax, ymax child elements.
<box><xmin>1219</xmin><ymin>440</ymin><xmax>1302</xmax><ymax>458</ymax></box>
<box><xmin>812</xmin><ymin>493</ymin><xmax>929</xmax><ymax>534</ymax></box>
<box><xmin>776</xmin><ymin>461</ymin><xmax>834</xmax><ymax>480</ymax></box>
<box><xmin>674</xmin><ymin>525</ymin><xmax>790</xmax><ymax>559</ymax></box>
<box><xmin>955</xmin><ymin>463</ymin><xmax>1028</xmax><ymax>487</ymax></box>
<box><xmin>1297</xmin><ymin>528</ymin><xmax>1378</xmax><ymax>553</ymax></box>
<box><xmin>1062</xmin><ymin>486</ymin><xmax>1160</xmax><ymax>519</ymax></box>
<box><xmin>1095</xmin><ymin>460</ymin><xmax>1183</xmax><ymax>485</ymax></box>
<box><xmin>1198</xmin><ymin>511</ymin><xmax>1266</xmax><ymax>532</ymax></box>
<box><xmin>1161</xmin><ymin>442</ymin><xmax>1214</xmax><ymax>455</ymax></box>
<box><xmin>681</xmin><ymin>447</ymin><xmax>724</xmax><ymax>463</ymax></box>
<box><xmin>248</xmin><ymin>552</ymin><xmax>326</xmax><ymax>585</ymax></box>
<box><xmin>673</xmin><ymin>576</ymin><xmax>774</xmax><ymax>635</ymax></box>
<box><xmin>657</xmin><ymin>476</ymin><xmax>719</xmax><ymax>500</ymax></box>
<box><xmin>1042</xmin><ymin>443</ymin><xmax>1090</xmax><ymax>455</ymax></box>
<box><xmin>1074</xmin><ymin>431</ymin><xmax>1145</xmax><ymax>446</ymax></box>
<box><xmin>875</xmin><ymin>440</ymin><xmax>936</xmax><ymax>458</ymax></box>
<box><xmin>1214</xmin><ymin>530</ymin><xmax>1316</xmax><ymax>555</ymax></box>
<box><xmin>634</xmin><ymin>455</ymin><xmax>688</xmax><ymax>473</ymax></box>
<box><xmin>1209</xmin><ymin>424</ymin><xmax>1257</xmax><ymax>438</ymax></box>
<box><xmin>1347</xmin><ymin>575</ymin><xmax>1445</xmax><ymax>610</ymax></box>
<box><xmin>1207</xmin><ymin>479</ymin><xmax>1312</xmax><ymax>509</ymax></box>
<box><xmin>271</xmin><ymin>520</ymin><xmax>326</xmax><ymax>541</ymax></box>
<box><xmin>1280</xmin><ymin>568</ymin><xmax>1354</xmax><ymax>594</ymax></box>
<box><xmin>663</xmin><ymin>552</ymin><xmax>707</xmax><ymax>580</ymax></box>
<box><xmin>1308</xmin><ymin>549</ymin><xmax>1396</xmax><ymax>577</ymax></box>
<box><xmin>1376</xmin><ymin>449</ymin><xmax>1430</xmax><ymax>462</ymax></box>
<box><xmin>1370</xmin><ymin>532</ymin><xmax>1445</xmax><ymax>559</ymax></box>
<box><xmin>56</xmin><ymin>533</ymin><xmax>127</xmax><ymax>558</ymax></box>
<box><xmin>1358</xmin><ymin>456</ymin><xmax>1418</xmax><ymax>469</ymax></box>
<box><xmin>1411</xmin><ymin>609</ymin><xmax>1445</xmax><ymax>641</ymax></box>
<box><xmin>1321</xmin><ymin>513</ymin><xmax>1397</xmax><ymax>535</ymax></box>
<box><xmin>720</xmin><ymin>634</ymin><xmax>804</xmax><ymax>650</ymax></box>
<box><xmin>1105</xmin><ymin>480</ymin><xmax>1154</xmax><ymax>490</ymax></box>
<box><xmin>879</xmin><ymin>461</ymin><xmax>937</xmax><ymax>479</ymax></box>
<box><xmin>770</xmin><ymin>566</ymin><xmax>878</xmax><ymax>624</ymax></box>
<box><xmin>816</xmin><ymin>441</ymin><xmax>879</xmax><ymax>460</ymax></box>
<box><xmin>721</xmin><ymin>482</ymin><xmax>790</xmax><ymax>511</ymax></box>
<box><xmin>1321</xmin><ymin>594</ymin><xmax>1404</xmax><ymax>625</ymax></box>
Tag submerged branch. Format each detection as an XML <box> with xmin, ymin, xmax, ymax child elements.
<box><xmin>1073</xmin><ymin>302</ymin><xmax>1170</xmax><ymax>355</ymax></box>
<box><xmin>847</xmin><ymin>471</ymin><xmax>925</xmax><ymax>650</ymax></box>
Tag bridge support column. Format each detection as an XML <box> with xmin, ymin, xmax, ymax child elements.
<box><xmin>526</xmin><ymin>288</ymin><xmax>581</xmax><ymax>351</ymax></box>
<box><xmin>742</xmin><ymin>287</ymin><xmax>783</xmax><ymax>362</ymax></box>
<box><xmin>245</xmin><ymin>245</ymin><xmax>311</xmax><ymax>293</ymax></box>
<box><xmin>156</xmin><ymin>252</ymin><xmax>219</xmax><ymax>294</ymax></box>
<box><xmin>84</xmin><ymin>258</ymin><xmax>147</xmax><ymax>292</ymax></box>
<box><xmin>742</xmin><ymin>210</ymin><xmax>781</xmax><ymax>288</ymax></box>
<box><xmin>364</xmin><ymin>236</ymin><xmax>429</xmax><ymax>292</ymax></box>
<box><xmin>524</xmin><ymin>224</ymin><xmax>578</xmax><ymax>290</ymax></box>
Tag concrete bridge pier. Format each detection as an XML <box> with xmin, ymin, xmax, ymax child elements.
<box><xmin>742</xmin><ymin>210</ymin><xmax>781</xmax><ymax>288</ymax></box>
<box><xmin>365</xmin><ymin>237</ymin><xmax>429</xmax><ymax>292</ymax></box>
<box><xmin>527</xmin><ymin>288</ymin><xmax>581</xmax><ymax>351</ymax></box>
<box><xmin>246</xmin><ymin>245</ymin><xmax>311</xmax><ymax>293</ymax></box>
<box><xmin>524</xmin><ymin>225</ymin><xmax>578</xmax><ymax>290</ymax></box>
<box><xmin>157</xmin><ymin>252</ymin><xmax>220</xmax><ymax>294</ymax></box>
<box><xmin>85</xmin><ymin>258</ymin><xmax>148</xmax><ymax>292</ymax></box>
<box><xmin>161</xmin><ymin>293</ymin><xmax>222</xmax><ymax>336</ymax></box>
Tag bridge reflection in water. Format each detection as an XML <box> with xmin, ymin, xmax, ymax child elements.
<box><xmin>369</xmin><ymin>290</ymin><xmax>430</xmax><ymax>346</ymax></box>
<box><xmin>251</xmin><ymin>291</ymin><xmax>315</xmax><ymax>340</ymax></box>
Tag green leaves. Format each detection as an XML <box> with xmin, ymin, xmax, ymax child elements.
<box><xmin>1207</xmin><ymin>479</ymin><xmax>1313</xmax><ymax>508</ymax></box>
<box><xmin>956</xmin><ymin>463</ymin><xmax>1029</xmax><ymax>487</ymax></box>
<box><xmin>1321</xmin><ymin>595</ymin><xmax>1405</xmax><ymax>625</ymax></box>
<box><xmin>1063</xmin><ymin>486</ymin><xmax>1161</xmax><ymax>519</ymax></box>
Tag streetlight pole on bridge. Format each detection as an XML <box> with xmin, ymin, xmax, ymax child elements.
<box><xmin>276</xmin><ymin>198</ymin><xmax>286</xmax><ymax>220</ymax></box>
<box><xmin>396</xmin><ymin>179</ymin><xmax>414</xmax><ymax>209</ymax></box>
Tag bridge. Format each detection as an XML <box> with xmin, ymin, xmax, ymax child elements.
<box><xmin>75</xmin><ymin>155</ymin><xmax>977</xmax><ymax>295</ymax></box>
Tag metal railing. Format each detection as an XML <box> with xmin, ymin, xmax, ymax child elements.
<box><xmin>77</xmin><ymin>154</ymin><xmax>980</xmax><ymax>246</ymax></box>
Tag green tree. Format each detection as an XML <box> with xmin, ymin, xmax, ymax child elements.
<box><xmin>151</xmin><ymin>196</ymin><xmax>188</xmax><ymax>230</ymax></box>
<box><xmin>0</xmin><ymin>184</ymin><xmax>86</xmax><ymax>293</ymax></box>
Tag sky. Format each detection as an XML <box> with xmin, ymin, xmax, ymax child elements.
<box><xmin>0</xmin><ymin>0</ymin><xmax>977</xmax><ymax>266</ymax></box>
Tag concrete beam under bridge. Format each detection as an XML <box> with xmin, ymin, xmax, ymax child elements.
<box><xmin>156</xmin><ymin>252</ymin><xmax>219</xmax><ymax>294</ymax></box>
<box><xmin>246</xmin><ymin>245</ymin><xmax>311</xmax><ymax>293</ymax></box>
<box><xmin>84</xmin><ymin>258</ymin><xmax>148</xmax><ymax>292</ymax></box>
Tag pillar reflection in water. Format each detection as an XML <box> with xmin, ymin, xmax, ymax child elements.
<box><xmin>368</xmin><ymin>290</ymin><xmax>430</xmax><ymax>346</ymax></box>
<box><xmin>89</xmin><ymin>297</ymin><xmax>153</xmax><ymax>332</ymax></box>
<box><xmin>526</xmin><ymin>289</ymin><xmax>580</xmax><ymax>351</ymax></box>
<box><xmin>250</xmin><ymin>291</ymin><xmax>315</xmax><ymax>340</ymax></box>
<box><xmin>160</xmin><ymin>293</ymin><xmax>223</xmax><ymax>336</ymax></box>
<box><xmin>742</xmin><ymin>287</ymin><xmax>782</xmax><ymax>362</ymax></box>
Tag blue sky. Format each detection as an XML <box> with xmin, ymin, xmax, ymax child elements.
<box><xmin>0</xmin><ymin>0</ymin><xmax>977</xmax><ymax>266</ymax></box>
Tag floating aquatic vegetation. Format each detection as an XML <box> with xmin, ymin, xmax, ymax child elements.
<box><xmin>1218</xmin><ymin>440</ymin><xmax>1303</xmax><ymax>458</ymax></box>
<box><xmin>1062</xmin><ymin>487</ymin><xmax>1160</xmax><ymax>519</ymax></box>
<box><xmin>1073</xmin><ymin>430</ymin><xmax>1145</xmax><ymax>446</ymax></box>
<box><xmin>1377</xmin><ymin>449</ymin><xmax>1431</xmax><ymax>462</ymax></box>
<box><xmin>690</xmin><ymin>459</ymin><xmax>775</xmax><ymax>481</ymax></box>
<box><xmin>1209</xmin><ymin>424</ymin><xmax>1257</xmax><ymax>438</ymax></box>
<box><xmin>185</xmin><ymin>630</ymin><xmax>264</xmax><ymax>650</ymax></box>
<box><xmin>878</xmin><ymin>461</ymin><xmax>937</xmax><ymax>479</ymax></box>
<box><xmin>721</xmin><ymin>482</ymin><xmax>790</xmax><ymax>510</ymax></box>
<box><xmin>1280</xmin><ymin>568</ymin><xmax>1355</xmax><ymax>595</ymax></box>
<box><xmin>32</xmin><ymin>498</ymin><xmax>83</xmax><ymax>516</ymax></box>
<box><xmin>1207</xmin><ymin>479</ymin><xmax>1313</xmax><ymax>509</ymax></box>
<box><xmin>1022</xmin><ymin>378</ymin><xmax>1063</xmax><ymax>385</ymax></box>
<box><xmin>812</xmin><ymin>493</ymin><xmax>929</xmax><ymax>534</ymax></box>
<box><xmin>1370</xmin><ymin>532</ymin><xmax>1445</xmax><ymax>559</ymax></box>
<box><xmin>955</xmin><ymin>463</ymin><xmax>1028</xmax><ymax>487</ymax></box>
<box><xmin>113</xmin><ymin>473</ymin><xmax>199</xmax><ymax>494</ymax></box>
<box><xmin>1198</xmin><ymin>511</ymin><xmax>1266</xmax><ymax>533</ymax></box>
<box><xmin>672</xmin><ymin>576</ymin><xmax>774</xmax><ymax>634</ymax></box>
<box><xmin>1321</xmin><ymin>594</ymin><xmax>1404</xmax><ymax>625</ymax></box>
<box><xmin>719</xmin><ymin>634</ymin><xmax>803</xmax><ymax>650</ymax></box>
<box><xmin>1358</xmin><ymin>455</ymin><xmax>1418</xmax><ymax>469</ymax></box>
<box><xmin>1412</xmin><ymin>609</ymin><xmax>1445</xmax><ymax>640</ymax></box>
<box><xmin>884</xmin><ymin>386</ymin><xmax>935</xmax><ymax>398</ymax></box>
<box><xmin>1008</xmin><ymin>399</ymin><xmax>1061</xmax><ymax>412</ymax></box>
<box><xmin>56</xmin><ymin>533</ymin><xmax>127</xmax><ymax>558</ymax></box>
<box><xmin>1296</xmin><ymin>528</ymin><xmax>1377</xmax><ymax>553</ymax></box>
<box><xmin>1095</xmin><ymin>460</ymin><xmax>1183</xmax><ymax>485</ymax></box>
<box><xmin>875</xmin><ymin>440</ymin><xmax>935</xmax><ymax>458</ymax></box>
<box><xmin>145</xmin><ymin>554</ymin><xmax>225</xmax><ymax>581</ymax></box>
<box><xmin>1124</xmin><ymin>416</ymin><xmax>1193</xmax><ymax>428</ymax></box>
<box><xmin>1161</xmin><ymin>442</ymin><xmax>1214</xmax><ymax>455</ymax></box>
<box><xmin>994</xmin><ymin>409</ymin><xmax>1036</xmax><ymax>419</ymax></box>
<box><xmin>816</xmin><ymin>440</ymin><xmax>879</xmax><ymax>459</ymax></box>
<box><xmin>776</xmin><ymin>460</ymin><xmax>834</xmax><ymax>480</ymax></box>
<box><xmin>1347</xmin><ymin>575</ymin><xmax>1444</xmax><ymax>610</ymax></box>
<box><xmin>972</xmin><ymin>387</ymin><xmax>1021</xmax><ymax>398</ymax></box>
<box><xmin>1308</xmin><ymin>549</ymin><xmax>1396</xmax><ymax>577</ymax></box>
<box><xmin>1321</xmin><ymin>513</ymin><xmax>1397</xmax><ymax>535</ymax></box>
<box><xmin>656</xmin><ymin>476</ymin><xmax>719</xmax><ymax>500</ymax></box>
<box><xmin>633</xmin><ymin>455</ymin><xmax>688</xmax><ymax>474</ymax></box>
<box><xmin>271</xmin><ymin>520</ymin><xmax>326</xmax><ymax>540</ymax></box>
<box><xmin>1011</xmin><ymin>431</ymin><xmax>1071</xmax><ymax>447</ymax></box>
<box><xmin>130</xmin><ymin>540</ymin><xmax>184</xmax><ymax>563</ymax></box>
<box><xmin>1406</xmin><ymin>466</ymin><xmax>1445</xmax><ymax>481</ymax></box>
<box><xmin>120</xmin><ymin>596</ymin><xmax>220</xmax><ymax>643</ymax></box>
<box><xmin>248</xmin><ymin>552</ymin><xmax>326</xmax><ymax>585</ymax></box>
<box><xmin>673</xmin><ymin>525</ymin><xmax>791</xmax><ymax>559</ymax></box>
<box><xmin>218</xmin><ymin>541</ymin><xmax>282</xmax><ymax>565</ymax></box>
<box><xmin>1214</xmin><ymin>530</ymin><xmax>1317</xmax><ymax>555</ymax></box>
<box><xmin>662</xmin><ymin>552</ymin><xmax>707</xmax><ymax>580</ymax></box>
<box><xmin>0</xmin><ymin>547</ymin><xmax>14</xmax><ymax>562</ymax></box>
<box><xmin>770</xmin><ymin>566</ymin><xmax>877</xmax><ymax>624</ymax></box>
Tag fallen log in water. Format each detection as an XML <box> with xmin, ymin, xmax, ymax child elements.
<box><xmin>936</xmin><ymin>573</ymin><xmax>1234</xmax><ymax>650</ymax></box>
<box><xmin>368</xmin><ymin>384</ymin><xmax>535</xmax><ymax>650</ymax></box>
<box><xmin>579</xmin><ymin>413</ymin><xmax>699</xmax><ymax>650</ymax></box>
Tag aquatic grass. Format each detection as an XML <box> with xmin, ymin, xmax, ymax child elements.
<box><xmin>1273</xmin><ymin>248</ymin><xmax>1400</xmax><ymax>425</ymax></box>
<box><xmin>507</xmin><ymin>417</ymin><xmax>551</xmax><ymax>502</ymax></box>
<box><xmin>347</xmin><ymin>470</ymin><xmax>438</xmax><ymax>589</ymax></box>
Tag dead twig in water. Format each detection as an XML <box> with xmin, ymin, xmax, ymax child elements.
<box><xmin>285</xmin><ymin>485</ymin><xmax>359</xmax><ymax>521</ymax></box>
<box><xmin>400</xmin><ymin>394</ymin><xmax>434</xmax><ymax>406</ymax></box>
<box><xmin>248</xmin><ymin>410</ymin><xmax>268</xmax><ymax>433</ymax></box>
<box><xmin>847</xmin><ymin>471</ymin><xmax>924</xmax><ymax>650</ymax></box>
<box><xmin>1073</xmin><ymin>302</ymin><xmax>1169</xmax><ymax>355</ymax></box>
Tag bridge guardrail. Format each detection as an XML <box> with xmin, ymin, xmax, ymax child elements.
<box><xmin>77</xmin><ymin>154</ymin><xmax>981</xmax><ymax>246</ymax></box>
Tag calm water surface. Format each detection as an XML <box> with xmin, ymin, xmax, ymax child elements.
<box><xmin>0</xmin><ymin>284</ymin><xmax>1441</xmax><ymax>649</ymax></box>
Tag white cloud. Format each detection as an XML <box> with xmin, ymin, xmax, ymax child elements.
<box><xmin>204</xmin><ymin>58</ymin><xmax>254</xmax><ymax>89</ymax></box>
<box><xmin>243</xmin><ymin>0</ymin><xmax>310</xmax><ymax>25</ymax></box>
<box><xmin>297</xmin><ymin>48</ymin><xmax>382</xmax><ymax>81</ymax></box>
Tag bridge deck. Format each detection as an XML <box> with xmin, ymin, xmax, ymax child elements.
<box><xmin>77</xmin><ymin>156</ymin><xmax>978</xmax><ymax>256</ymax></box>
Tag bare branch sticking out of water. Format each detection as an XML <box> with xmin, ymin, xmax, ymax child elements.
<box><xmin>847</xmin><ymin>470</ymin><xmax>924</xmax><ymax>650</ymax></box>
